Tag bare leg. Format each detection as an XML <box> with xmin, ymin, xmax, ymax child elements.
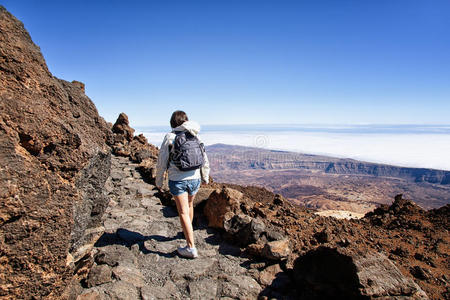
<box><xmin>188</xmin><ymin>193</ymin><xmax>196</xmax><ymax>223</ymax></box>
<box><xmin>174</xmin><ymin>192</ymin><xmax>195</xmax><ymax>248</ymax></box>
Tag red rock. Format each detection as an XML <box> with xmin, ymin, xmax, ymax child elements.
<box><xmin>203</xmin><ymin>187</ymin><xmax>244</xmax><ymax>229</ymax></box>
<box><xmin>112</xmin><ymin>112</ymin><xmax>134</xmax><ymax>142</ymax></box>
<box><xmin>0</xmin><ymin>6</ymin><xmax>112</xmax><ymax>299</ymax></box>
<box><xmin>71</xmin><ymin>80</ymin><xmax>85</xmax><ymax>93</ymax></box>
<box><xmin>86</xmin><ymin>264</ymin><xmax>112</xmax><ymax>288</ymax></box>
<box><xmin>194</xmin><ymin>187</ymin><xmax>215</xmax><ymax>207</ymax></box>
<box><xmin>110</xmin><ymin>113</ymin><xmax>159</xmax><ymax>178</ymax></box>
<box><xmin>247</xmin><ymin>242</ymin><xmax>265</xmax><ymax>257</ymax></box>
<box><xmin>262</xmin><ymin>239</ymin><xmax>291</xmax><ymax>261</ymax></box>
<box><xmin>259</xmin><ymin>264</ymin><xmax>282</xmax><ymax>286</ymax></box>
<box><xmin>76</xmin><ymin>291</ymin><xmax>101</xmax><ymax>300</ymax></box>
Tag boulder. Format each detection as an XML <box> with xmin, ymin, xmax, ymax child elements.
<box><xmin>261</xmin><ymin>239</ymin><xmax>291</xmax><ymax>261</ymax></box>
<box><xmin>204</xmin><ymin>186</ymin><xmax>289</xmax><ymax>258</ymax></box>
<box><xmin>224</xmin><ymin>215</ymin><xmax>266</xmax><ymax>246</ymax></box>
<box><xmin>94</xmin><ymin>245</ymin><xmax>138</xmax><ymax>267</ymax></box>
<box><xmin>86</xmin><ymin>264</ymin><xmax>112</xmax><ymax>287</ymax></box>
<box><xmin>112</xmin><ymin>264</ymin><xmax>146</xmax><ymax>288</ymax></box>
<box><xmin>194</xmin><ymin>187</ymin><xmax>215</xmax><ymax>207</ymax></box>
<box><xmin>293</xmin><ymin>246</ymin><xmax>428</xmax><ymax>299</ymax></box>
<box><xmin>112</xmin><ymin>112</ymin><xmax>134</xmax><ymax>142</ymax></box>
<box><xmin>259</xmin><ymin>264</ymin><xmax>283</xmax><ymax>286</ymax></box>
<box><xmin>137</xmin><ymin>158</ymin><xmax>156</xmax><ymax>182</ymax></box>
<box><xmin>203</xmin><ymin>187</ymin><xmax>244</xmax><ymax>229</ymax></box>
<box><xmin>110</xmin><ymin>113</ymin><xmax>158</xmax><ymax>170</ymax></box>
<box><xmin>410</xmin><ymin>266</ymin><xmax>431</xmax><ymax>281</ymax></box>
<box><xmin>220</xmin><ymin>275</ymin><xmax>262</xmax><ymax>299</ymax></box>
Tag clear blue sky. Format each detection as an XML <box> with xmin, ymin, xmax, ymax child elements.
<box><xmin>3</xmin><ymin>0</ymin><xmax>450</xmax><ymax>126</ymax></box>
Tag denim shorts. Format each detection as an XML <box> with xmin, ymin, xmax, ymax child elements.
<box><xmin>168</xmin><ymin>178</ymin><xmax>201</xmax><ymax>196</ymax></box>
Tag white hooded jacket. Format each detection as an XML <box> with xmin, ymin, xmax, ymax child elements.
<box><xmin>155</xmin><ymin>120</ymin><xmax>210</xmax><ymax>188</ymax></box>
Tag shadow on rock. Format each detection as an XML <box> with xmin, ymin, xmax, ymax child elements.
<box><xmin>203</xmin><ymin>225</ymin><xmax>245</xmax><ymax>258</ymax></box>
<box><xmin>217</xmin><ymin>241</ymin><xmax>243</xmax><ymax>257</ymax></box>
<box><xmin>154</xmin><ymin>189</ymin><xmax>174</xmax><ymax>206</ymax></box>
<box><xmin>95</xmin><ymin>228</ymin><xmax>184</xmax><ymax>258</ymax></box>
<box><xmin>292</xmin><ymin>247</ymin><xmax>366</xmax><ymax>300</ymax></box>
<box><xmin>161</xmin><ymin>206</ymin><xmax>179</xmax><ymax>218</ymax></box>
<box><xmin>258</xmin><ymin>269</ymin><xmax>296</xmax><ymax>300</ymax></box>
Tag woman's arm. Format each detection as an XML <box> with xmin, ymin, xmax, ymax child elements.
<box><xmin>200</xmin><ymin>148</ymin><xmax>210</xmax><ymax>184</ymax></box>
<box><xmin>155</xmin><ymin>133</ymin><xmax>172</xmax><ymax>188</ymax></box>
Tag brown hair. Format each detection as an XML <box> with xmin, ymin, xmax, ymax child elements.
<box><xmin>170</xmin><ymin>110</ymin><xmax>188</xmax><ymax>128</ymax></box>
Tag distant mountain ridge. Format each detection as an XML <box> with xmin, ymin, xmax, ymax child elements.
<box><xmin>206</xmin><ymin>143</ymin><xmax>450</xmax><ymax>185</ymax></box>
<box><xmin>206</xmin><ymin>143</ymin><xmax>450</xmax><ymax>212</ymax></box>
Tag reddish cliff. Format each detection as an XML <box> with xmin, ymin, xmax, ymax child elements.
<box><xmin>0</xmin><ymin>6</ymin><xmax>112</xmax><ymax>298</ymax></box>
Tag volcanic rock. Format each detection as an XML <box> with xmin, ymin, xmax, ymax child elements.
<box><xmin>86</xmin><ymin>264</ymin><xmax>112</xmax><ymax>288</ymax></box>
<box><xmin>203</xmin><ymin>187</ymin><xmax>244</xmax><ymax>229</ymax></box>
<box><xmin>110</xmin><ymin>112</ymin><xmax>158</xmax><ymax>182</ymax></box>
<box><xmin>0</xmin><ymin>6</ymin><xmax>112</xmax><ymax>298</ymax></box>
<box><xmin>193</xmin><ymin>187</ymin><xmax>215</xmax><ymax>207</ymax></box>
<box><xmin>111</xmin><ymin>264</ymin><xmax>146</xmax><ymax>288</ymax></box>
<box><xmin>223</xmin><ymin>214</ymin><xmax>267</xmax><ymax>247</ymax></box>
<box><xmin>259</xmin><ymin>263</ymin><xmax>283</xmax><ymax>286</ymax></box>
<box><xmin>410</xmin><ymin>265</ymin><xmax>431</xmax><ymax>281</ymax></box>
<box><xmin>112</xmin><ymin>112</ymin><xmax>134</xmax><ymax>142</ymax></box>
<box><xmin>293</xmin><ymin>247</ymin><xmax>428</xmax><ymax>299</ymax></box>
<box><xmin>261</xmin><ymin>238</ymin><xmax>291</xmax><ymax>261</ymax></box>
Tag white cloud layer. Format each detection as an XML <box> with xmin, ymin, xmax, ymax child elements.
<box><xmin>140</xmin><ymin>128</ymin><xmax>450</xmax><ymax>171</ymax></box>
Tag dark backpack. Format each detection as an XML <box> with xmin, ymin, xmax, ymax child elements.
<box><xmin>169</xmin><ymin>131</ymin><xmax>205</xmax><ymax>171</ymax></box>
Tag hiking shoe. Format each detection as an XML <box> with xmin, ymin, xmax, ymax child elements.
<box><xmin>177</xmin><ymin>246</ymin><xmax>198</xmax><ymax>259</ymax></box>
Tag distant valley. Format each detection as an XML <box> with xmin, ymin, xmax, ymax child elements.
<box><xmin>206</xmin><ymin>144</ymin><xmax>450</xmax><ymax>213</ymax></box>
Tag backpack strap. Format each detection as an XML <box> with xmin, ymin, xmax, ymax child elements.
<box><xmin>167</xmin><ymin>131</ymin><xmax>184</xmax><ymax>168</ymax></box>
<box><xmin>167</xmin><ymin>142</ymin><xmax>172</xmax><ymax>169</ymax></box>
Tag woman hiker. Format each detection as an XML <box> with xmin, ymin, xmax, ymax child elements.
<box><xmin>155</xmin><ymin>110</ymin><xmax>210</xmax><ymax>258</ymax></box>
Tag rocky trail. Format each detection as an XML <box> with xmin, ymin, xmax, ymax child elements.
<box><xmin>75</xmin><ymin>155</ymin><xmax>264</xmax><ymax>299</ymax></box>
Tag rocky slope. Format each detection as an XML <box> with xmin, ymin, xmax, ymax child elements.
<box><xmin>0</xmin><ymin>6</ymin><xmax>112</xmax><ymax>298</ymax></box>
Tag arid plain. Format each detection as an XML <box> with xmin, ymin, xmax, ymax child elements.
<box><xmin>206</xmin><ymin>144</ymin><xmax>450</xmax><ymax>214</ymax></box>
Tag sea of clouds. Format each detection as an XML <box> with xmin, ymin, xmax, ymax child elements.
<box><xmin>137</xmin><ymin>125</ymin><xmax>450</xmax><ymax>171</ymax></box>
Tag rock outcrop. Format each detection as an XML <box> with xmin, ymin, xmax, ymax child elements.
<box><xmin>0</xmin><ymin>6</ymin><xmax>112</xmax><ymax>298</ymax></box>
<box><xmin>222</xmin><ymin>186</ymin><xmax>447</xmax><ymax>299</ymax></box>
<box><xmin>293</xmin><ymin>247</ymin><xmax>427</xmax><ymax>299</ymax></box>
<box><xmin>204</xmin><ymin>187</ymin><xmax>291</xmax><ymax>261</ymax></box>
<box><xmin>110</xmin><ymin>112</ymin><xmax>158</xmax><ymax>182</ymax></box>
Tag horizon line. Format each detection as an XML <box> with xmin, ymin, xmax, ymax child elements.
<box><xmin>134</xmin><ymin>122</ymin><xmax>450</xmax><ymax>128</ymax></box>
